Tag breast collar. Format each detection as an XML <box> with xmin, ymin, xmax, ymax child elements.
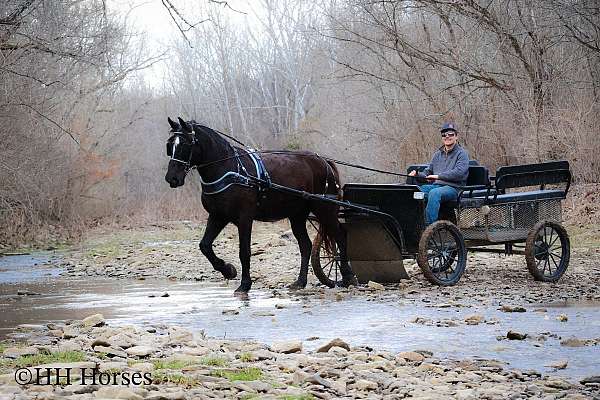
<box><xmin>199</xmin><ymin>148</ymin><xmax>271</xmax><ymax>195</ymax></box>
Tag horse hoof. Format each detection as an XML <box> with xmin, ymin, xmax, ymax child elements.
<box><xmin>222</xmin><ymin>263</ymin><xmax>237</xmax><ymax>280</ymax></box>
<box><xmin>341</xmin><ymin>275</ymin><xmax>358</xmax><ymax>288</ymax></box>
<box><xmin>288</xmin><ymin>280</ymin><xmax>307</xmax><ymax>290</ymax></box>
<box><xmin>234</xmin><ymin>283</ymin><xmax>251</xmax><ymax>293</ymax></box>
<box><xmin>233</xmin><ymin>291</ymin><xmax>249</xmax><ymax>300</ymax></box>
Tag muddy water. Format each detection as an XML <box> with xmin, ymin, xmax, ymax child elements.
<box><xmin>1</xmin><ymin>254</ymin><xmax>599</xmax><ymax>380</ymax></box>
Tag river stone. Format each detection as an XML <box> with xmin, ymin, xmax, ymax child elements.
<box><xmin>128</xmin><ymin>362</ymin><xmax>154</xmax><ymax>372</ymax></box>
<box><xmin>94</xmin><ymin>387</ymin><xmax>143</xmax><ymax>400</ymax></box>
<box><xmin>397</xmin><ymin>351</ymin><xmax>425</xmax><ymax>362</ymax></box>
<box><xmin>455</xmin><ymin>388</ymin><xmax>476</xmax><ymax>399</ymax></box>
<box><xmin>560</xmin><ymin>338</ymin><xmax>587</xmax><ymax>347</ymax></box>
<box><xmin>168</xmin><ymin>326</ymin><xmax>193</xmax><ymax>344</ymax></box>
<box><xmin>99</xmin><ymin>361</ymin><xmax>127</xmax><ymax>372</ymax></box>
<box><xmin>244</xmin><ymin>380</ymin><xmax>272</xmax><ymax>393</ymax></box>
<box><xmin>545</xmin><ymin>360</ymin><xmax>568</xmax><ymax>369</ymax></box>
<box><xmin>581</xmin><ymin>376</ymin><xmax>600</xmax><ymax>385</ymax></box>
<box><xmin>147</xmin><ymin>390</ymin><xmax>187</xmax><ymax>400</ymax></box>
<box><xmin>507</xmin><ymin>330</ymin><xmax>527</xmax><ymax>340</ymax></box>
<box><xmin>545</xmin><ymin>379</ymin><xmax>572</xmax><ymax>389</ymax></box>
<box><xmin>500</xmin><ymin>305</ymin><xmax>526</xmax><ymax>313</ymax></box>
<box><xmin>367</xmin><ymin>281</ymin><xmax>385</xmax><ymax>290</ymax></box>
<box><xmin>0</xmin><ymin>373</ymin><xmax>14</xmax><ymax>385</ymax></box>
<box><xmin>353</xmin><ymin>379</ymin><xmax>378</xmax><ymax>391</ymax></box>
<box><xmin>464</xmin><ymin>315</ymin><xmax>484</xmax><ymax>325</ymax></box>
<box><xmin>293</xmin><ymin>370</ymin><xmax>310</xmax><ymax>385</ymax></box>
<box><xmin>180</xmin><ymin>346</ymin><xmax>210</xmax><ymax>356</ymax></box>
<box><xmin>3</xmin><ymin>346</ymin><xmax>39</xmax><ymax>358</ymax></box>
<box><xmin>63</xmin><ymin>326</ymin><xmax>80</xmax><ymax>339</ymax></box>
<box><xmin>328</xmin><ymin>346</ymin><xmax>349</xmax><ymax>356</ymax></box>
<box><xmin>94</xmin><ymin>345</ymin><xmax>127</xmax><ymax>358</ymax></box>
<box><xmin>108</xmin><ymin>333</ymin><xmax>137</xmax><ymax>349</ymax></box>
<box><xmin>271</xmin><ymin>340</ymin><xmax>302</xmax><ymax>354</ymax></box>
<box><xmin>317</xmin><ymin>338</ymin><xmax>350</xmax><ymax>353</ymax></box>
<box><xmin>125</xmin><ymin>345</ymin><xmax>155</xmax><ymax>357</ymax></box>
<box><xmin>82</xmin><ymin>314</ymin><xmax>105</xmax><ymax>327</ymax></box>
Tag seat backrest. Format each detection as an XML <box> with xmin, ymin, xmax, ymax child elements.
<box><xmin>495</xmin><ymin>160</ymin><xmax>571</xmax><ymax>191</ymax></box>
<box><xmin>466</xmin><ymin>165</ymin><xmax>489</xmax><ymax>187</ymax></box>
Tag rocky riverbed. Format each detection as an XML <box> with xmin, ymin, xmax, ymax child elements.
<box><xmin>1</xmin><ymin>314</ymin><xmax>599</xmax><ymax>399</ymax></box>
<box><xmin>62</xmin><ymin>221</ymin><xmax>600</xmax><ymax>306</ymax></box>
<box><xmin>1</xmin><ymin>221</ymin><xmax>599</xmax><ymax>399</ymax></box>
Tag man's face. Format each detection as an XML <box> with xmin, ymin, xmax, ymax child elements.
<box><xmin>441</xmin><ymin>130</ymin><xmax>457</xmax><ymax>147</ymax></box>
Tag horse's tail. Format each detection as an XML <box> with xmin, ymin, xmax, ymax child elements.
<box><xmin>325</xmin><ymin>160</ymin><xmax>341</xmax><ymax>198</ymax></box>
<box><xmin>319</xmin><ymin>158</ymin><xmax>341</xmax><ymax>256</ymax></box>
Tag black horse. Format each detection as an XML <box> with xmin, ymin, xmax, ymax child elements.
<box><xmin>164</xmin><ymin>117</ymin><xmax>357</xmax><ymax>293</ymax></box>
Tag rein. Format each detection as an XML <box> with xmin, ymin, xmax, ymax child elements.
<box><xmin>169</xmin><ymin>126</ymin><xmax>427</xmax><ymax>191</ymax></box>
<box><xmin>193</xmin><ymin>127</ymin><xmax>419</xmax><ymax>179</ymax></box>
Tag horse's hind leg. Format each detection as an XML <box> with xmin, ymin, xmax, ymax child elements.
<box><xmin>288</xmin><ymin>214</ymin><xmax>311</xmax><ymax>290</ymax></box>
<box><xmin>199</xmin><ymin>214</ymin><xmax>237</xmax><ymax>280</ymax></box>
<box><xmin>335</xmin><ymin>223</ymin><xmax>358</xmax><ymax>287</ymax></box>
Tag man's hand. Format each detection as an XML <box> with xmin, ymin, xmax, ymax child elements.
<box><xmin>408</xmin><ymin>170</ymin><xmax>417</xmax><ymax>177</ymax></box>
<box><xmin>426</xmin><ymin>174</ymin><xmax>439</xmax><ymax>181</ymax></box>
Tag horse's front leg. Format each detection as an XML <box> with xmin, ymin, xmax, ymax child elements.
<box><xmin>289</xmin><ymin>215</ymin><xmax>311</xmax><ymax>289</ymax></box>
<box><xmin>234</xmin><ymin>217</ymin><xmax>253</xmax><ymax>293</ymax></box>
<box><xmin>199</xmin><ymin>214</ymin><xmax>237</xmax><ymax>280</ymax></box>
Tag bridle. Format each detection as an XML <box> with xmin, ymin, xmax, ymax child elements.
<box><xmin>167</xmin><ymin>132</ymin><xmax>197</xmax><ymax>174</ymax></box>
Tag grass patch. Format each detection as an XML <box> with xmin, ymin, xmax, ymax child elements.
<box><xmin>152</xmin><ymin>371</ymin><xmax>199</xmax><ymax>387</ymax></box>
<box><xmin>279</xmin><ymin>395</ymin><xmax>315</xmax><ymax>400</ymax></box>
<box><xmin>238</xmin><ymin>352</ymin><xmax>254</xmax><ymax>362</ymax></box>
<box><xmin>152</xmin><ymin>358</ymin><xmax>198</xmax><ymax>370</ymax></box>
<box><xmin>213</xmin><ymin>367</ymin><xmax>263</xmax><ymax>381</ymax></box>
<box><xmin>0</xmin><ymin>343</ymin><xmax>7</xmax><ymax>354</ymax></box>
<box><xmin>201</xmin><ymin>356</ymin><xmax>228</xmax><ymax>367</ymax></box>
<box><xmin>13</xmin><ymin>351</ymin><xmax>86</xmax><ymax>368</ymax></box>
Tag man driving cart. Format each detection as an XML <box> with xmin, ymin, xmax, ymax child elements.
<box><xmin>408</xmin><ymin>122</ymin><xmax>469</xmax><ymax>225</ymax></box>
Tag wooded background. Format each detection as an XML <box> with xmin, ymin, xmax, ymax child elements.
<box><xmin>1</xmin><ymin>0</ymin><xmax>598</xmax><ymax>247</ymax></box>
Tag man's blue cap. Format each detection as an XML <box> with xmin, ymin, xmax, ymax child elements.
<box><xmin>440</xmin><ymin>122</ymin><xmax>457</xmax><ymax>133</ymax></box>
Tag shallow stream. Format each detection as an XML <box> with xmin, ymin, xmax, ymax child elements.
<box><xmin>1</xmin><ymin>253</ymin><xmax>598</xmax><ymax>380</ymax></box>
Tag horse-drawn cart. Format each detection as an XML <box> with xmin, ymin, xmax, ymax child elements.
<box><xmin>311</xmin><ymin>160</ymin><xmax>572</xmax><ymax>287</ymax></box>
<box><xmin>165</xmin><ymin>118</ymin><xmax>572</xmax><ymax>292</ymax></box>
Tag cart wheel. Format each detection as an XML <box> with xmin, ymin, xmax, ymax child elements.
<box><xmin>417</xmin><ymin>221</ymin><xmax>467</xmax><ymax>286</ymax></box>
<box><xmin>311</xmin><ymin>231</ymin><xmax>342</xmax><ymax>288</ymax></box>
<box><xmin>525</xmin><ymin>221</ymin><xmax>570</xmax><ymax>282</ymax></box>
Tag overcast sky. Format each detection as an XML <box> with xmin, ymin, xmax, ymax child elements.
<box><xmin>109</xmin><ymin>0</ymin><xmax>259</xmax><ymax>89</ymax></box>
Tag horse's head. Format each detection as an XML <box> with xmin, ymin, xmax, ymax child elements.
<box><xmin>165</xmin><ymin>117</ymin><xmax>197</xmax><ymax>188</ymax></box>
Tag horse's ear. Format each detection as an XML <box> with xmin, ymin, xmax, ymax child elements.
<box><xmin>167</xmin><ymin>117</ymin><xmax>180</xmax><ymax>131</ymax></box>
<box><xmin>178</xmin><ymin>117</ymin><xmax>192</xmax><ymax>133</ymax></box>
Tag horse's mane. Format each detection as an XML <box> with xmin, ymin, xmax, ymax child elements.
<box><xmin>191</xmin><ymin>122</ymin><xmax>231</xmax><ymax>149</ymax></box>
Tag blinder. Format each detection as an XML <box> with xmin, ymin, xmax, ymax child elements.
<box><xmin>166</xmin><ymin>132</ymin><xmax>195</xmax><ymax>167</ymax></box>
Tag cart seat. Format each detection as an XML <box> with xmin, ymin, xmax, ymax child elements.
<box><xmin>458</xmin><ymin>189</ymin><xmax>566</xmax><ymax>208</ymax></box>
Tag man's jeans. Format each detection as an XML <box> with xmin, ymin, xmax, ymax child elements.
<box><xmin>419</xmin><ymin>184</ymin><xmax>460</xmax><ymax>225</ymax></box>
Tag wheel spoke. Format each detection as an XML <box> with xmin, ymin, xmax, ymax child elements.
<box><xmin>548</xmin><ymin>233</ymin><xmax>560</xmax><ymax>249</ymax></box>
<box><xmin>429</xmin><ymin>236</ymin><xmax>441</xmax><ymax>253</ymax></box>
<box><xmin>548</xmin><ymin>253</ymin><xmax>561</xmax><ymax>275</ymax></box>
<box><xmin>535</xmin><ymin>249</ymin><xmax>546</xmax><ymax>269</ymax></box>
<box><xmin>549</xmin><ymin>251</ymin><xmax>563</xmax><ymax>259</ymax></box>
<box><xmin>335</xmin><ymin>261</ymin><xmax>338</xmax><ymax>283</ymax></box>
<box><xmin>436</xmin><ymin>230</ymin><xmax>445</xmax><ymax>252</ymax></box>
<box><xmin>546</xmin><ymin>257</ymin><xmax>552</xmax><ymax>276</ymax></box>
<box><xmin>546</xmin><ymin>227</ymin><xmax>554</xmax><ymax>247</ymax></box>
